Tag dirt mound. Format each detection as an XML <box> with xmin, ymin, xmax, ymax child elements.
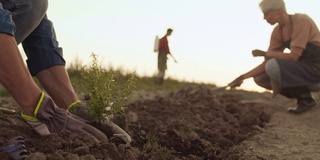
<box><xmin>0</xmin><ymin>85</ymin><xmax>286</xmax><ymax>160</ymax></box>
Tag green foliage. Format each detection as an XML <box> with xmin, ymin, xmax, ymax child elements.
<box><xmin>0</xmin><ymin>85</ymin><xmax>10</xmax><ymax>97</ymax></box>
<box><xmin>146</xmin><ymin>133</ymin><xmax>159</xmax><ymax>149</ymax></box>
<box><xmin>67</xmin><ymin>57</ymin><xmax>217</xmax><ymax>96</ymax></box>
<box><xmin>80</xmin><ymin>53</ymin><xmax>136</xmax><ymax>123</ymax></box>
<box><xmin>156</xmin><ymin>147</ymin><xmax>172</xmax><ymax>160</ymax></box>
<box><xmin>178</xmin><ymin>126</ymin><xmax>193</xmax><ymax>138</ymax></box>
<box><xmin>146</xmin><ymin>133</ymin><xmax>172</xmax><ymax>160</ymax></box>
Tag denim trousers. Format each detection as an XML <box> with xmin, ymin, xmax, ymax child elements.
<box><xmin>0</xmin><ymin>0</ymin><xmax>65</xmax><ymax>76</ymax></box>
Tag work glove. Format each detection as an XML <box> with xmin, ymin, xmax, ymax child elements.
<box><xmin>252</xmin><ymin>49</ymin><xmax>266</xmax><ymax>57</ymax></box>
<box><xmin>21</xmin><ymin>113</ymin><xmax>50</xmax><ymax>136</ymax></box>
<box><xmin>31</xmin><ymin>92</ymin><xmax>108</xmax><ymax>143</ymax></box>
<box><xmin>228</xmin><ymin>75</ymin><xmax>245</xmax><ymax>89</ymax></box>
<box><xmin>69</xmin><ymin>101</ymin><xmax>132</xmax><ymax>145</ymax></box>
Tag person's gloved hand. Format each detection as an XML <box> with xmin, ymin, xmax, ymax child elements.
<box><xmin>102</xmin><ymin>119</ymin><xmax>132</xmax><ymax>145</ymax></box>
<box><xmin>69</xmin><ymin>101</ymin><xmax>132</xmax><ymax>144</ymax></box>
<box><xmin>252</xmin><ymin>49</ymin><xmax>266</xmax><ymax>57</ymax></box>
<box><xmin>34</xmin><ymin>92</ymin><xmax>108</xmax><ymax>143</ymax></box>
<box><xmin>228</xmin><ymin>75</ymin><xmax>245</xmax><ymax>89</ymax></box>
<box><xmin>68</xmin><ymin>100</ymin><xmax>94</xmax><ymax>123</ymax></box>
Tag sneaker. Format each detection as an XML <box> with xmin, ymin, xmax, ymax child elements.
<box><xmin>288</xmin><ymin>98</ymin><xmax>317</xmax><ymax>113</ymax></box>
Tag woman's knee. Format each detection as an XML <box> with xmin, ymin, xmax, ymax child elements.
<box><xmin>265</xmin><ymin>58</ymin><xmax>281</xmax><ymax>81</ymax></box>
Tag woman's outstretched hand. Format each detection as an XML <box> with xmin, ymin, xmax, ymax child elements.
<box><xmin>228</xmin><ymin>75</ymin><xmax>245</xmax><ymax>89</ymax></box>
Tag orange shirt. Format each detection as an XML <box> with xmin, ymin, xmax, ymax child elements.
<box><xmin>268</xmin><ymin>14</ymin><xmax>320</xmax><ymax>52</ymax></box>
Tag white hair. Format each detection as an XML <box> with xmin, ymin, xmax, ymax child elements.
<box><xmin>259</xmin><ymin>0</ymin><xmax>286</xmax><ymax>13</ymax></box>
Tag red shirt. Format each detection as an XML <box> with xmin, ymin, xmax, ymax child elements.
<box><xmin>158</xmin><ymin>36</ymin><xmax>170</xmax><ymax>54</ymax></box>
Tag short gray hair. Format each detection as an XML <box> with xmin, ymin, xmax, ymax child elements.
<box><xmin>259</xmin><ymin>0</ymin><xmax>286</xmax><ymax>13</ymax></box>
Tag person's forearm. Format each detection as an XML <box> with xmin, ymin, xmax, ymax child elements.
<box><xmin>266</xmin><ymin>51</ymin><xmax>299</xmax><ymax>61</ymax></box>
<box><xmin>0</xmin><ymin>34</ymin><xmax>41</xmax><ymax>116</ymax></box>
<box><xmin>242</xmin><ymin>61</ymin><xmax>266</xmax><ymax>79</ymax></box>
<box><xmin>36</xmin><ymin>66</ymin><xmax>78</xmax><ymax>109</ymax></box>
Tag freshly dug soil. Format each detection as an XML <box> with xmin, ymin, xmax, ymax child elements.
<box><xmin>0</xmin><ymin>85</ymin><xmax>319</xmax><ymax>160</ymax></box>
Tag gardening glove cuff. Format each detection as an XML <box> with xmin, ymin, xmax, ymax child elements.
<box><xmin>21</xmin><ymin>113</ymin><xmax>50</xmax><ymax>136</ymax></box>
<box><xmin>35</xmin><ymin>92</ymin><xmax>108</xmax><ymax>143</ymax></box>
<box><xmin>68</xmin><ymin>100</ymin><xmax>95</xmax><ymax>123</ymax></box>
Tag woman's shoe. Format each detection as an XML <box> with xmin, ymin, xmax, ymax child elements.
<box><xmin>288</xmin><ymin>98</ymin><xmax>316</xmax><ymax>113</ymax></box>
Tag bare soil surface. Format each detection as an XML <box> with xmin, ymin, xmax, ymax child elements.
<box><xmin>0</xmin><ymin>85</ymin><xmax>320</xmax><ymax>160</ymax></box>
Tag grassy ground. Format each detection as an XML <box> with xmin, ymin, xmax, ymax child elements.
<box><xmin>0</xmin><ymin>52</ymin><xmax>219</xmax><ymax>122</ymax></box>
<box><xmin>67</xmin><ymin>63</ymin><xmax>217</xmax><ymax>95</ymax></box>
<box><xmin>0</xmin><ymin>62</ymin><xmax>319</xmax><ymax>103</ymax></box>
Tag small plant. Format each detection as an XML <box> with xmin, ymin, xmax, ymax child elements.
<box><xmin>0</xmin><ymin>85</ymin><xmax>10</xmax><ymax>97</ymax></box>
<box><xmin>156</xmin><ymin>147</ymin><xmax>172</xmax><ymax>160</ymax></box>
<box><xmin>146</xmin><ymin>133</ymin><xmax>172</xmax><ymax>160</ymax></box>
<box><xmin>146</xmin><ymin>133</ymin><xmax>159</xmax><ymax>150</ymax></box>
<box><xmin>80</xmin><ymin>53</ymin><xmax>136</xmax><ymax>123</ymax></box>
<box><xmin>178</xmin><ymin>126</ymin><xmax>193</xmax><ymax>139</ymax></box>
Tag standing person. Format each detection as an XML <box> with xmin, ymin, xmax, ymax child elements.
<box><xmin>155</xmin><ymin>28</ymin><xmax>176</xmax><ymax>85</ymax></box>
<box><xmin>229</xmin><ymin>0</ymin><xmax>320</xmax><ymax>113</ymax></box>
<box><xmin>1</xmin><ymin>0</ymin><xmax>131</xmax><ymax>143</ymax></box>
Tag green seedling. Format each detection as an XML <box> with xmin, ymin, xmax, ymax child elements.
<box><xmin>146</xmin><ymin>133</ymin><xmax>172</xmax><ymax>160</ymax></box>
<box><xmin>80</xmin><ymin>53</ymin><xmax>136</xmax><ymax>123</ymax></box>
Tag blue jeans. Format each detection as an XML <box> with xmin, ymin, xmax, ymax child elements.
<box><xmin>0</xmin><ymin>0</ymin><xmax>65</xmax><ymax>76</ymax></box>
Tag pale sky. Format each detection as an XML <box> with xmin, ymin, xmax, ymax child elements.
<box><xmin>21</xmin><ymin>0</ymin><xmax>320</xmax><ymax>92</ymax></box>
